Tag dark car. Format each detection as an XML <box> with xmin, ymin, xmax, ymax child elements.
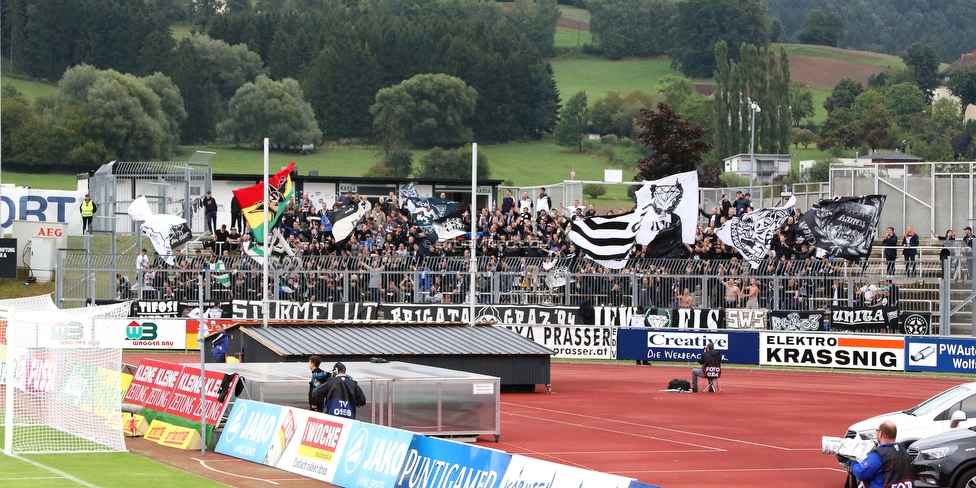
<box><xmin>911</xmin><ymin>414</ymin><xmax>976</xmax><ymax>488</ymax></box>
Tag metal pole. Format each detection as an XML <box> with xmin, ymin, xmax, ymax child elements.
<box><xmin>749</xmin><ymin>100</ymin><xmax>759</xmax><ymax>202</ymax></box>
<box><xmin>470</xmin><ymin>143</ymin><xmax>477</xmax><ymax>326</ymax></box>
<box><xmin>198</xmin><ymin>274</ymin><xmax>206</xmax><ymax>454</ymax></box>
<box><xmin>263</xmin><ymin>138</ymin><xmax>270</xmax><ymax>328</ymax></box>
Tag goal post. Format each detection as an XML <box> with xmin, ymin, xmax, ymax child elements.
<box><xmin>1</xmin><ymin>307</ymin><xmax>127</xmax><ymax>454</ymax></box>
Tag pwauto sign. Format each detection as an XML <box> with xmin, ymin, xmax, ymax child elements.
<box><xmin>760</xmin><ymin>332</ymin><xmax>903</xmax><ymax>371</ymax></box>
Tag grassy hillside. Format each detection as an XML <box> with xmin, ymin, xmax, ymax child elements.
<box><xmin>550</xmin><ymin>55</ymin><xmax>683</xmax><ymax>102</ymax></box>
<box><xmin>1</xmin><ymin>76</ymin><xmax>57</xmax><ymax>101</ymax></box>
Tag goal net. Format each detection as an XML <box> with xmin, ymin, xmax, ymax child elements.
<box><xmin>1</xmin><ymin>304</ymin><xmax>127</xmax><ymax>454</ymax></box>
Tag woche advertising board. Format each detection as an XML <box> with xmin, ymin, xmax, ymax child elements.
<box><xmin>760</xmin><ymin>332</ymin><xmax>904</xmax><ymax>371</ymax></box>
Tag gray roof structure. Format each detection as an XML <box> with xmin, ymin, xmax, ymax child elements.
<box><xmin>234</xmin><ymin>324</ymin><xmax>553</xmax><ymax>387</ymax></box>
<box><xmin>243</xmin><ymin>324</ymin><xmax>553</xmax><ymax>357</ymax></box>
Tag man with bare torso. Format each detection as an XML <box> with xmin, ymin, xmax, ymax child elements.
<box><xmin>677</xmin><ymin>288</ymin><xmax>694</xmax><ymax>308</ymax></box>
<box><xmin>722</xmin><ymin>278</ymin><xmax>741</xmax><ymax>308</ymax></box>
<box><xmin>743</xmin><ymin>278</ymin><xmax>760</xmax><ymax>309</ymax></box>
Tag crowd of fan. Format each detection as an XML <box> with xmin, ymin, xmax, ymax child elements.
<box><xmin>122</xmin><ymin>189</ymin><xmax>972</xmax><ymax>311</ymax></box>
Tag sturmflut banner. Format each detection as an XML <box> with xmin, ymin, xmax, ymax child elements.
<box><xmin>760</xmin><ymin>332</ymin><xmax>903</xmax><ymax>371</ymax></box>
<box><xmin>502</xmin><ymin>324</ymin><xmax>616</xmax><ymax>359</ymax></box>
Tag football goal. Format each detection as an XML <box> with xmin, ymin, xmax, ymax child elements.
<box><xmin>1</xmin><ymin>300</ymin><xmax>128</xmax><ymax>454</ymax></box>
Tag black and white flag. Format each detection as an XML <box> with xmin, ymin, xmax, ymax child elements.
<box><xmin>431</xmin><ymin>206</ymin><xmax>468</xmax><ymax>242</ymax></box>
<box><xmin>716</xmin><ymin>196</ymin><xmax>796</xmax><ymax>268</ymax></box>
<box><xmin>635</xmin><ymin>171</ymin><xmax>699</xmax><ymax>259</ymax></box>
<box><xmin>569</xmin><ymin>184</ymin><xmax>652</xmax><ymax>269</ymax></box>
<box><xmin>127</xmin><ymin>196</ymin><xmax>192</xmax><ymax>266</ymax></box>
<box><xmin>795</xmin><ymin>195</ymin><xmax>886</xmax><ymax>262</ymax></box>
<box><xmin>327</xmin><ymin>204</ymin><xmax>366</xmax><ymax>242</ymax></box>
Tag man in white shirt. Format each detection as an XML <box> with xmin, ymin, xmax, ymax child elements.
<box><xmin>536</xmin><ymin>188</ymin><xmax>552</xmax><ymax>214</ymax></box>
<box><xmin>858</xmin><ymin>279</ymin><xmax>878</xmax><ymax>306</ymax></box>
<box><xmin>518</xmin><ymin>191</ymin><xmax>533</xmax><ymax>214</ymax></box>
<box><xmin>136</xmin><ymin>248</ymin><xmax>150</xmax><ymax>271</ymax></box>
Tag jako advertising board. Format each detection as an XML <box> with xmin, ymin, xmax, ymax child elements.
<box><xmin>760</xmin><ymin>332</ymin><xmax>904</xmax><ymax>371</ymax></box>
<box><xmin>331</xmin><ymin>421</ymin><xmax>417</xmax><ymax>488</ymax></box>
<box><xmin>394</xmin><ymin>435</ymin><xmax>512</xmax><ymax>488</ymax></box>
<box><xmin>905</xmin><ymin>337</ymin><xmax>976</xmax><ymax>374</ymax></box>
<box><xmin>616</xmin><ymin>328</ymin><xmax>760</xmax><ymax>365</ymax></box>
<box><xmin>502</xmin><ymin>324</ymin><xmax>615</xmax><ymax>359</ymax></box>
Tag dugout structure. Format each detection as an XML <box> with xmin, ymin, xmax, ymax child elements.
<box><xmin>1</xmin><ymin>295</ymin><xmax>130</xmax><ymax>454</ymax></box>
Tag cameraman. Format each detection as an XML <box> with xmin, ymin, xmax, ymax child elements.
<box><xmin>691</xmin><ymin>342</ymin><xmax>721</xmax><ymax>393</ymax></box>
<box><xmin>846</xmin><ymin>421</ymin><xmax>911</xmax><ymax>488</ymax></box>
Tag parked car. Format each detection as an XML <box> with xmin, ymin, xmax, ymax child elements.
<box><xmin>910</xmin><ymin>416</ymin><xmax>976</xmax><ymax>488</ymax></box>
<box><xmin>846</xmin><ymin>382</ymin><xmax>976</xmax><ymax>446</ymax></box>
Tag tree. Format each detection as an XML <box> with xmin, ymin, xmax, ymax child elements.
<box><xmin>582</xmin><ymin>184</ymin><xmax>607</xmax><ymax>199</ymax></box>
<box><xmin>789</xmin><ymin>82</ymin><xmax>815</xmax><ymax>126</ymax></box>
<box><xmin>302</xmin><ymin>39</ymin><xmax>382</xmax><ymax>140</ymax></box>
<box><xmin>791</xmin><ymin>127</ymin><xmax>815</xmax><ymax>148</ymax></box>
<box><xmin>415</xmin><ymin>147</ymin><xmax>491</xmax><ymax>180</ymax></box>
<box><xmin>803</xmin><ymin>159</ymin><xmax>836</xmax><ymax>182</ymax></box>
<box><xmin>53</xmin><ymin>64</ymin><xmax>176</xmax><ymax>161</ymax></box>
<box><xmin>506</xmin><ymin>0</ymin><xmax>561</xmax><ymax>58</ymax></box>
<box><xmin>141</xmin><ymin>73</ymin><xmax>188</xmax><ymax>154</ymax></box>
<box><xmin>554</xmin><ymin>91</ymin><xmax>588</xmax><ymax>151</ymax></box>
<box><xmin>796</xmin><ymin>10</ymin><xmax>844</xmax><ymax>47</ymax></box>
<box><xmin>901</xmin><ymin>43</ymin><xmax>940</xmax><ymax>102</ymax></box>
<box><xmin>384</xmin><ymin>149</ymin><xmax>414</xmax><ymax>178</ymax></box>
<box><xmin>857</xmin><ymin>104</ymin><xmax>893</xmax><ymax>150</ymax></box>
<box><xmin>816</xmin><ymin>107</ymin><xmax>858</xmax><ymax>150</ymax></box>
<box><xmin>947</xmin><ymin>66</ymin><xmax>976</xmax><ymax>115</ymax></box>
<box><xmin>166</xmin><ymin>37</ymin><xmax>222</xmax><ymax>144</ymax></box>
<box><xmin>588</xmin><ymin>0</ymin><xmax>675</xmax><ymax>59</ymax></box>
<box><xmin>589</xmin><ymin>92</ymin><xmax>625</xmax><ymax>135</ymax></box>
<box><xmin>634</xmin><ymin>102</ymin><xmax>718</xmax><ymax>186</ymax></box>
<box><xmin>884</xmin><ymin>83</ymin><xmax>927</xmax><ymax>128</ymax></box>
<box><xmin>187</xmin><ymin>34</ymin><xmax>267</xmax><ymax>103</ymax></box>
<box><xmin>823</xmin><ymin>78</ymin><xmax>863</xmax><ymax>114</ymax></box>
<box><xmin>1</xmin><ymin>85</ymin><xmax>54</xmax><ymax>167</ymax></box>
<box><xmin>216</xmin><ymin>75</ymin><xmax>322</xmax><ymax>149</ymax></box>
<box><xmin>928</xmin><ymin>98</ymin><xmax>964</xmax><ymax>134</ymax></box>
<box><xmin>668</xmin><ymin>0</ymin><xmax>771</xmax><ymax>78</ymax></box>
<box><xmin>370</xmin><ymin>73</ymin><xmax>478</xmax><ymax>148</ymax></box>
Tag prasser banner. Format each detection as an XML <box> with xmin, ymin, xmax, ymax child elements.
<box><xmin>501</xmin><ymin>324</ymin><xmax>615</xmax><ymax>359</ymax></box>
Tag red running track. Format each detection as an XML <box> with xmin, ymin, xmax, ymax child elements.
<box><xmin>477</xmin><ymin>363</ymin><xmax>963</xmax><ymax>488</ymax></box>
<box><xmin>123</xmin><ymin>354</ymin><xmax>964</xmax><ymax>488</ymax></box>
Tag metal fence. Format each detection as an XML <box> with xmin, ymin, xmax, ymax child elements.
<box><xmin>58</xmin><ymin>252</ymin><xmax>956</xmax><ymax>328</ymax></box>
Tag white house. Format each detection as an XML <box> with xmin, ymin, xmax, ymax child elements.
<box><xmin>722</xmin><ymin>153</ymin><xmax>791</xmax><ymax>184</ymax></box>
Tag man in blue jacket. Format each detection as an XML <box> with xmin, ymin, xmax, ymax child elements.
<box><xmin>314</xmin><ymin>362</ymin><xmax>366</xmax><ymax>419</ymax></box>
<box><xmin>846</xmin><ymin>421</ymin><xmax>912</xmax><ymax>488</ymax></box>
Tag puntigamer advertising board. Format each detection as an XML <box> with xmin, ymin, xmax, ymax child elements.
<box><xmin>760</xmin><ymin>332</ymin><xmax>904</xmax><ymax>371</ymax></box>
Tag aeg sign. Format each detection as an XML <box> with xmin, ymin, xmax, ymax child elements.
<box><xmin>1</xmin><ymin>189</ymin><xmax>86</xmax><ymax>234</ymax></box>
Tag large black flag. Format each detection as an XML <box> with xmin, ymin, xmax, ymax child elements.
<box><xmin>795</xmin><ymin>195</ymin><xmax>886</xmax><ymax>262</ymax></box>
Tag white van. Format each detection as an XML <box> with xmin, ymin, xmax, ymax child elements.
<box><xmin>846</xmin><ymin>382</ymin><xmax>976</xmax><ymax>445</ymax></box>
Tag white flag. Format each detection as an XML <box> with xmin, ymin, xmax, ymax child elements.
<box><xmin>716</xmin><ymin>196</ymin><xmax>796</xmax><ymax>268</ymax></box>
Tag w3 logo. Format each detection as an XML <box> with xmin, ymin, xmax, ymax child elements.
<box><xmin>125</xmin><ymin>321</ymin><xmax>157</xmax><ymax>340</ymax></box>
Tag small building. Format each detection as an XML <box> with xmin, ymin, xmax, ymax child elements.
<box><xmin>722</xmin><ymin>153</ymin><xmax>792</xmax><ymax>184</ymax></box>
<box><xmin>935</xmin><ymin>50</ymin><xmax>976</xmax><ymax>122</ymax></box>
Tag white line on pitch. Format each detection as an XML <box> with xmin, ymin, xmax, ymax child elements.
<box><xmin>192</xmin><ymin>457</ymin><xmax>279</xmax><ymax>485</ymax></box>
<box><xmin>621</xmin><ymin>466</ymin><xmax>846</xmax><ymax>474</ymax></box>
<box><xmin>502</xmin><ymin>411</ymin><xmax>724</xmax><ymax>451</ymax></box>
<box><xmin>502</xmin><ymin>402</ymin><xmax>795</xmax><ymax>451</ymax></box>
<box><xmin>6</xmin><ymin>454</ymin><xmax>101</xmax><ymax>487</ymax></box>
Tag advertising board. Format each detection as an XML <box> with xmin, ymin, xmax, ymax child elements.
<box><xmin>616</xmin><ymin>328</ymin><xmax>760</xmax><ymax>364</ymax></box>
<box><xmin>760</xmin><ymin>332</ymin><xmax>903</xmax><ymax>371</ymax></box>
<box><xmin>905</xmin><ymin>337</ymin><xmax>976</xmax><ymax>374</ymax></box>
<box><xmin>502</xmin><ymin>324</ymin><xmax>614</xmax><ymax>359</ymax></box>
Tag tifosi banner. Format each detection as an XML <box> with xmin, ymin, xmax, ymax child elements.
<box><xmin>829</xmin><ymin>307</ymin><xmax>899</xmax><ymax>333</ymax></box>
<box><xmin>132</xmin><ymin>300</ymin><xmax>222</xmax><ymax>318</ymax></box>
<box><xmin>232</xmin><ymin>300</ymin><xmax>377</xmax><ymax>321</ymax></box>
<box><xmin>760</xmin><ymin>332</ymin><xmax>903</xmax><ymax>371</ymax></box>
<box><xmin>725</xmin><ymin>309</ymin><xmax>768</xmax><ymax>329</ymax></box>
<box><xmin>616</xmin><ymin>328</ymin><xmax>760</xmax><ymax>364</ymax></box>
<box><xmin>769</xmin><ymin>310</ymin><xmax>826</xmax><ymax>331</ymax></box>
<box><xmin>502</xmin><ymin>324</ymin><xmax>615</xmax><ymax>359</ymax></box>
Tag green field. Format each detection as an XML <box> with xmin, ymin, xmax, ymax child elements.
<box><xmin>0</xmin><ymin>451</ymin><xmax>222</xmax><ymax>488</ymax></box>
<box><xmin>2</xmin><ymin>172</ymin><xmax>80</xmax><ymax>190</ymax></box>
<box><xmin>550</xmin><ymin>55</ymin><xmax>680</xmax><ymax>102</ymax></box>
<box><xmin>554</xmin><ymin>26</ymin><xmax>591</xmax><ymax>47</ymax></box>
<box><xmin>777</xmin><ymin>44</ymin><xmax>903</xmax><ymax>68</ymax></box>
<box><xmin>557</xmin><ymin>5</ymin><xmax>591</xmax><ymax>23</ymax></box>
<box><xmin>1</xmin><ymin>76</ymin><xmax>57</xmax><ymax>101</ymax></box>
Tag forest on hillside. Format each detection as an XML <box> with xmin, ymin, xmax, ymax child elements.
<box><xmin>761</xmin><ymin>0</ymin><xmax>976</xmax><ymax>62</ymax></box>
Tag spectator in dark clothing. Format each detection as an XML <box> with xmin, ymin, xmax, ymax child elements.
<box><xmin>881</xmin><ymin>227</ymin><xmax>898</xmax><ymax>276</ymax></box>
<box><xmin>308</xmin><ymin>356</ymin><xmax>326</xmax><ymax>411</ymax></box>
<box><xmin>691</xmin><ymin>342</ymin><xmax>722</xmax><ymax>392</ymax></box>
<box><xmin>314</xmin><ymin>362</ymin><xmax>366</xmax><ymax>419</ymax></box>
<box><xmin>203</xmin><ymin>191</ymin><xmax>218</xmax><ymax>234</ymax></box>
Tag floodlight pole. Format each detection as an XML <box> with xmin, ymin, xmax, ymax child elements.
<box><xmin>749</xmin><ymin>99</ymin><xmax>761</xmax><ymax>203</ymax></box>
<box><xmin>198</xmin><ymin>274</ymin><xmax>206</xmax><ymax>455</ymax></box>
<box><xmin>262</xmin><ymin>138</ymin><xmax>269</xmax><ymax>328</ymax></box>
<box><xmin>470</xmin><ymin>143</ymin><xmax>477</xmax><ymax>327</ymax></box>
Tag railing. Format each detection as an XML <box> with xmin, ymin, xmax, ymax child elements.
<box><xmin>58</xmin><ymin>253</ymin><xmax>946</xmax><ymax>318</ymax></box>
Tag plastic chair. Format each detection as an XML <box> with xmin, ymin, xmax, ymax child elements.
<box><xmin>704</xmin><ymin>365</ymin><xmax>722</xmax><ymax>392</ymax></box>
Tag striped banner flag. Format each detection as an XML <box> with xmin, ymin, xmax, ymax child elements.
<box><xmin>569</xmin><ymin>185</ymin><xmax>652</xmax><ymax>269</ymax></box>
<box><xmin>233</xmin><ymin>162</ymin><xmax>295</xmax><ymax>244</ymax></box>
